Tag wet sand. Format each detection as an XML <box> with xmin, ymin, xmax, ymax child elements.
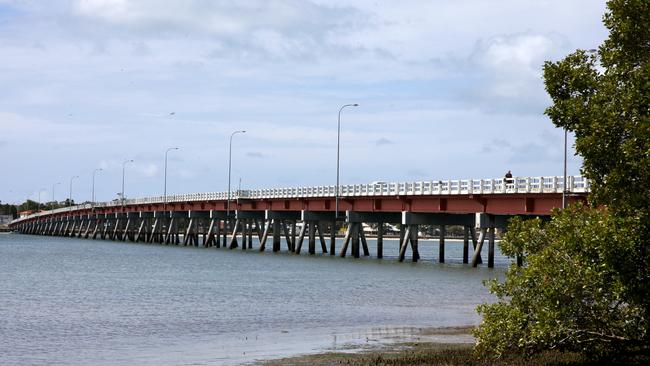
<box><xmin>252</xmin><ymin>326</ymin><xmax>475</xmax><ymax>365</ymax></box>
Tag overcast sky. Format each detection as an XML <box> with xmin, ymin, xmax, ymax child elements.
<box><xmin>0</xmin><ymin>0</ymin><xmax>608</xmax><ymax>204</ymax></box>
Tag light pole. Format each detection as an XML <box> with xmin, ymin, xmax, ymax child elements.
<box><xmin>121</xmin><ymin>159</ymin><xmax>134</xmax><ymax>211</ymax></box>
<box><xmin>37</xmin><ymin>188</ymin><xmax>45</xmax><ymax>212</ymax></box>
<box><xmin>69</xmin><ymin>176</ymin><xmax>79</xmax><ymax>209</ymax></box>
<box><xmin>92</xmin><ymin>168</ymin><xmax>103</xmax><ymax>206</ymax></box>
<box><xmin>227</xmin><ymin>130</ymin><xmax>245</xmax><ymax>220</ymax></box>
<box><xmin>164</xmin><ymin>147</ymin><xmax>180</xmax><ymax>213</ymax></box>
<box><xmin>52</xmin><ymin>182</ymin><xmax>61</xmax><ymax>210</ymax></box>
<box><xmin>335</xmin><ymin>103</ymin><xmax>359</xmax><ymax>220</ymax></box>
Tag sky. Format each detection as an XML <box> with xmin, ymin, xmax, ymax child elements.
<box><xmin>0</xmin><ymin>0</ymin><xmax>609</xmax><ymax>204</ymax></box>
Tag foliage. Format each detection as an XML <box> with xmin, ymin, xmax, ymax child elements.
<box><xmin>544</xmin><ymin>0</ymin><xmax>649</xmax><ymax>219</ymax></box>
<box><xmin>475</xmin><ymin>206</ymin><xmax>647</xmax><ymax>359</ymax></box>
<box><xmin>544</xmin><ymin>0</ymin><xmax>650</xmax><ymax>345</ymax></box>
<box><xmin>0</xmin><ymin>202</ymin><xmax>18</xmax><ymax>218</ymax></box>
<box><xmin>475</xmin><ymin>0</ymin><xmax>649</xmax><ymax>361</ymax></box>
<box><xmin>16</xmin><ymin>199</ymin><xmax>40</xmax><ymax>213</ymax></box>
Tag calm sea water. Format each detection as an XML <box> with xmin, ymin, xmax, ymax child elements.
<box><xmin>0</xmin><ymin>233</ymin><xmax>507</xmax><ymax>365</ymax></box>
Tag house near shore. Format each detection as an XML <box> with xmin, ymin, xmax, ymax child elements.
<box><xmin>18</xmin><ymin>210</ymin><xmax>35</xmax><ymax>218</ymax></box>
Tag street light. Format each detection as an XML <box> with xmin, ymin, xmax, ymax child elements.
<box><xmin>164</xmin><ymin>147</ymin><xmax>180</xmax><ymax>213</ymax></box>
<box><xmin>37</xmin><ymin>188</ymin><xmax>45</xmax><ymax>212</ymax></box>
<box><xmin>335</xmin><ymin>103</ymin><xmax>359</xmax><ymax>220</ymax></box>
<box><xmin>69</xmin><ymin>176</ymin><xmax>79</xmax><ymax>209</ymax></box>
<box><xmin>121</xmin><ymin>159</ymin><xmax>134</xmax><ymax>210</ymax></box>
<box><xmin>92</xmin><ymin>168</ymin><xmax>103</xmax><ymax>205</ymax></box>
<box><xmin>227</xmin><ymin>130</ymin><xmax>246</xmax><ymax>220</ymax></box>
<box><xmin>52</xmin><ymin>182</ymin><xmax>61</xmax><ymax>210</ymax></box>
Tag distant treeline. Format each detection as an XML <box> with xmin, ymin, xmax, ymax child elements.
<box><xmin>0</xmin><ymin>199</ymin><xmax>76</xmax><ymax>218</ymax></box>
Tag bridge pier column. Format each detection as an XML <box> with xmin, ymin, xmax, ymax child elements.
<box><xmin>166</xmin><ymin>215</ymin><xmax>182</xmax><ymax>245</ymax></box>
<box><xmin>339</xmin><ymin>224</ymin><xmax>351</xmax><ymax>257</ymax></box>
<box><xmin>351</xmin><ymin>222</ymin><xmax>361</xmax><ymax>258</ymax></box>
<box><xmin>148</xmin><ymin>216</ymin><xmax>162</xmax><ymax>243</ymax></box>
<box><xmin>308</xmin><ymin>221</ymin><xmax>316</xmax><ymax>255</ymax></box>
<box><xmin>398</xmin><ymin>225</ymin><xmax>410</xmax><ymax>262</ymax></box>
<box><xmin>359</xmin><ymin>227</ymin><xmax>369</xmax><ymax>256</ymax></box>
<box><xmin>82</xmin><ymin>217</ymin><xmax>93</xmax><ymax>238</ymax></box>
<box><xmin>135</xmin><ymin>218</ymin><xmax>147</xmax><ymax>242</ymax></box>
<box><xmin>247</xmin><ymin>220</ymin><xmax>254</xmax><ymax>249</ymax></box>
<box><xmin>122</xmin><ymin>218</ymin><xmax>133</xmax><ymax>242</ymax></box>
<box><xmin>259</xmin><ymin>219</ymin><xmax>270</xmax><ymax>251</ymax></box>
<box><xmin>398</xmin><ymin>224</ymin><xmax>420</xmax><ymax>262</ymax></box>
<box><xmin>61</xmin><ymin>219</ymin><xmax>69</xmax><ymax>237</ymax></box>
<box><xmin>199</xmin><ymin>218</ymin><xmax>208</xmax><ymax>247</ymax></box>
<box><xmin>377</xmin><ymin>222</ymin><xmax>384</xmax><ymax>259</ymax></box>
<box><xmin>223</xmin><ymin>217</ymin><xmax>232</xmax><ymax>248</ymax></box>
<box><xmin>209</xmin><ymin>211</ymin><xmax>229</xmax><ymax>248</ymax></box>
<box><xmin>272</xmin><ymin>219</ymin><xmax>281</xmax><ymax>252</ymax></box>
<box><xmin>242</xmin><ymin>219</ymin><xmax>249</xmax><ymax>249</ymax></box>
<box><xmin>295</xmin><ymin>222</ymin><xmax>306</xmax><ymax>254</ymax></box>
<box><xmin>471</xmin><ymin>228</ymin><xmax>487</xmax><ymax>267</ymax></box>
<box><xmin>399</xmin><ymin>225</ymin><xmax>405</xmax><ymax>256</ymax></box>
<box><xmin>215</xmin><ymin>219</ymin><xmax>222</xmax><ymax>248</ymax></box>
<box><xmin>291</xmin><ymin>221</ymin><xmax>297</xmax><ymax>252</ymax></box>
<box><xmin>488</xmin><ymin>227</ymin><xmax>495</xmax><ymax>268</ymax></box>
<box><xmin>78</xmin><ymin>218</ymin><xmax>87</xmax><ymax>238</ymax></box>
<box><xmin>64</xmin><ymin>219</ymin><xmax>72</xmax><ymax>237</ymax></box>
<box><xmin>60</xmin><ymin>220</ymin><xmax>68</xmax><ymax>236</ymax></box>
<box><xmin>112</xmin><ymin>216</ymin><xmax>122</xmax><ymax>241</ymax></box>
<box><xmin>329</xmin><ymin>220</ymin><xmax>336</xmax><ymax>255</ymax></box>
<box><xmin>205</xmin><ymin>219</ymin><xmax>215</xmax><ymax>247</ymax></box>
<box><xmin>76</xmin><ymin>217</ymin><xmax>84</xmax><ymax>238</ymax></box>
<box><xmin>91</xmin><ymin>217</ymin><xmax>101</xmax><ymax>239</ymax></box>
<box><xmin>463</xmin><ymin>226</ymin><xmax>469</xmax><ymax>263</ymax></box>
<box><xmin>228</xmin><ymin>219</ymin><xmax>240</xmax><ymax>249</ymax></box>
<box><xmin>411</xmin><ymin>224</ymin><xmax>420</xmax><ymax>262</ymax></box>
<box><xmin>104</xmin><ymin>217</ymin><xmax>113</xmax><ymax>240</ymax></box>
<box><xmin>183</xmin><ymin>218</ymin><xmax>194</xmax><ymax>246</ymax></box>
<box><xmin>281</xmin><ymin>221</ymin><xmax>292</xmax><ymax>252</ymax></box>
<box><xmin>164</xmin><ymin>217</ymin><xmax>172</xmax><ymax>244</ymax></box>
<box><xmin>439</xmin><ymin>225</ymin><xmax>446</xmax><ymax>263</ymax></box>
<box><xmin>317</xmin><ymin>222</ymin><xmax>328</xmax><ymax>254</ymax></box>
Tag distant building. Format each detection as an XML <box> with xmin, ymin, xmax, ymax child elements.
<box><xmin>0</xmin><ymin>214</ymin><xmax>13</xmax><ymax>225</ymax></box>
<box><xmin>18</xmin><ymin>210</ymin><xmax>34</xmax><ymax>218</ymax></box>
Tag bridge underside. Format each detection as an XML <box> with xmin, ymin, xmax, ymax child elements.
<box><xmin>10</xmin><ymin>193</ymin><xmax>586</xmax><ymax>268</ymax></box>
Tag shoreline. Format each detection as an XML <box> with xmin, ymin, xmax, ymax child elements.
<box><xmin>251</xmin><ymin>325</ymin><xmax>476</xmax><ymax>366</ymax></box>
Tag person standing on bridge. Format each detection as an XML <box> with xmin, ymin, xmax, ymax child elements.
<box><xmin>504</xmin><ymin>170</ymin><xmax>513</xmax><ymax>186</ymax></box>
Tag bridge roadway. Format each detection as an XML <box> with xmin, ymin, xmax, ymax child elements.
<box><xmin>10</xmin><ymin>176</ymin><xmax>589</xmax><ymax>268</ymax></box>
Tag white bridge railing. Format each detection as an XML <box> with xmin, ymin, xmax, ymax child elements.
<box><xmin>13</xmin><ymin>176</ymin><xmax>589</xmax><ymax>223</ymax></box>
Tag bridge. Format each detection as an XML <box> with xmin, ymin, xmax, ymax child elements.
<box><xmin>9</xmin><ymin>175</ymin><xmax>589</xmax><ymax>268</ymax></box>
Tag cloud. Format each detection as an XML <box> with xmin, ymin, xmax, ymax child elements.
<box><xmin>140</xmin><ymin>163</ymin><xmax>159</xmax><ymax>177</ymax></box>
<box><xmin>245</xmin><ymin>151</ymin><xmax>265</xmax><ymax>158</ymax></box>
<box><xmin>375</xmin><ymin>137</ymin><xmax>392</xmax><ymax>146</ymax></box>
<box><xmin>481</xmin><ymin>138</ymin><xmax>512</xmax><ymax>153</ymax></box>
<box><xmin>0</xmin><ymin>1</ymin><xmax>602</xmax><ymax>203</ymax></box>
<box><xmin>458</xmin><ymin>32</ymin><xmax>570</xmax><ymax>114</ymax></box>
<box><xmin>70</xmin><ymin>0</ymin><xmax>365</xmax><ymax>60</ymax></box>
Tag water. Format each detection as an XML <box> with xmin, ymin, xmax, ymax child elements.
<box><xmin>0</xmin><ymin>233</ymin><xmax>507</xmax><ymax>365</ymax></box>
